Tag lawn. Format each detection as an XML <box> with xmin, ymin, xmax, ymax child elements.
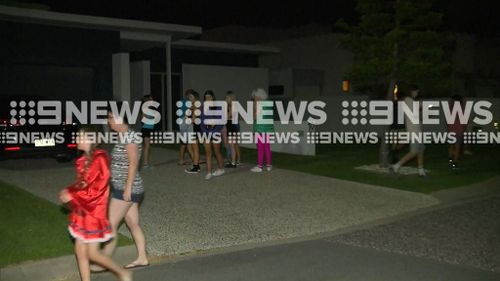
<box><xmin>251</xmin><ymin>144</ymin><xmax>500</xmax><ymax>193</ymax></box>
<box><xmin>0</xmin><ymin>181</ymin><xmax>131</xmax><ymax>268</ymax></box>
<box><xmin>165</xmin><ymin>143</ymin><xmax>500</xmax><ymax>193</ymax></box>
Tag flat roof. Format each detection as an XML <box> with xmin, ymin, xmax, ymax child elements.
<box><xmin>173</xmin><ymin>39</ymin><xmax>280</xmax><ymax>54</ymax></box>
<box><xmin>0</xmin><ymin>5</ymin><xmax>279</xmax><ymax>55</ymax></box>
<box><xmin>0</xmin><ymin>5</ymin><xmax>201</xmax><ymax>40</ymax></box>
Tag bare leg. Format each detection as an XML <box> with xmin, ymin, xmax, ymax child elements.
<box><xmin>230</xmin><ymin>143</ymin><xmax>237</xmax><ymax>164</ymax></box>
<box><xmin>186</xmin><ymin>142</ymin><xmax>194</xmax><ymax>163</ymax></box>
<box><xmin>179</xmin><ymin>144</ymin><xmax>187</xmax><ymax>165</ymax></box>
<box><xmin>221</xmin><ymin>126</ymin><xmax>230</xmax><ymax>160</ymax></box>
<box><xmin>396</xmin><ymin>152</ymin><xmax>417</xmax><ymax>168</ymax></box>
<box><xmin>417</xmin><ymin>152</ymin><xmax>424</xmax><ymax>169</ymax></box>
<box><xmin>193</xmin><ymin>141</ymin><xmax>200</xmax><ymax>165</ymax></box>
<box><xmin>204</xmin><ymin>143</ymin><xmax>213</xmax><ymax>173</ymax></box>
<box><xmin>75</xmin><ymin>240</ymin><xmax>91</xmax><ymax>281</ymax></box>
<box><xmin>102</xmin><ymin>198</ymin><xmax>133</xmax><ymax>257</ymax></box>
<box><xmin>453</xmin><ymin>143</ymin><xmax>462</xmax><ymax>162</ymax></box>
<box><xmin>124</xmin><ymin>203</ymin><xmax>148</xmax><ymax>266</ymax></box>
<box><xmin>142</xmin><ymin>137</ymin><xmax>151</xmax><ymax>166</ymax></box>
<box><xmin>87</xmin><ymin>243</ymin><xmax>132</xmax><ymax>281</ymax></box>
<box><xmin>234</xmin><ymin>143</ymin><xmax>241</xmax><ymax>163</ymax></box>
<box><xmin>212</xmin><ymin>143</ymin><xmax>224</xmax><ymax>169</ymax></box>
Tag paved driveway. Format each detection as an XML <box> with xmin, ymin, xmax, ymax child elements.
<box><xmin>0</xmin><ymin>147</ymin><xmax>438</xmax><ymax>256</ymax></box>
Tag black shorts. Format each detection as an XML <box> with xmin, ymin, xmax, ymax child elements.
<box><xmin>227</xmin><ymin>122</ymin><xmax>240</xmax><ymax>134</ymax></box>
<box><xmin>193</xmin><ymin>124</ymin><xmax>201</xmax><ymax>133</ymax></box>
<box><xmin>141</xmin><ymin>128</ymin><xmax>154</xmax><ymax>138</ymax></box>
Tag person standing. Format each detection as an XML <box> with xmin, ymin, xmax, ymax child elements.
<box><xmin>225</xmin><ymin>91</ymin><xmax>241</xmax><ymax>168</ymax></box>
<box><xmin>389</xmin><ymin>85</ymin><xmax>426</xmax><ymax>177</ymax></box>
<box><xmin>184</xmin><ymin>90</ymin><xmax>202</xmax><ymax>173</ymax></box>
<box><xmin>200</xmin><ymin>90</ymin><xmax>225</xmax><ymax>180</ymax></box>
<box><xmin>250</xmin><ymin>89</ymin><xmax>274</xmax><ymax>172</ymax></box>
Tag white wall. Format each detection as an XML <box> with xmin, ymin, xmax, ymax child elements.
<box><xmin>112</xmin><ymin>53</ymin><xmax>130</xmax><ymax>102</ymax></box>
<box><xmin>238</xmin><ymin>122</ymin><xmax>316</xmax><ymax>156</ymax></box>
<box><xmin>130</xmin><ymin>60</ymin><xmax>151</xmax><ymax>102</ymax></box>
<box><xmin>182</xmin><ymin>64</ymin><xmax>269</xmax><ymax>99</ymax></box>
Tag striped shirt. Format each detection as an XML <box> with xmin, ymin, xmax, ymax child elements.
<box><xmin>110</xmin><ymin>130</ymin><xmax>143</xmax><ymax>194</ymax></box>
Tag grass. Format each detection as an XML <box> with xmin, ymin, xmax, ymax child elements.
<box><xmin>0</xmin><ymin>181</ymin><xmax>131</xmax><ymax>268</ymax></box>
<box><xmin>167</xmin><ymin>143</ymin><xmax>500</xmax><ymax>193</ymax></box>
<box><xmin>255</xmin><ymin>144</ymin><xmax>500</xmax><ymax>193</ymax></box>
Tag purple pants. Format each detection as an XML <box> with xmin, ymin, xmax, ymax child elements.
<box><xmin>256</xmin><ymin>133</ymin><xmax>272</xmax><ymax>167</ymax></box>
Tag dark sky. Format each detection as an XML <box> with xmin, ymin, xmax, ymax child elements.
<box><xmin>13</xmin><ymin>0</ymin><xmax>500</xmax><ymax>35</ymax></box>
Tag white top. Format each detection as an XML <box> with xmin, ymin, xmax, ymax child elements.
<box><xmin>403</xmin><ymin>97</ymin><xmax>422</xmax><ymax>133</ymax></box>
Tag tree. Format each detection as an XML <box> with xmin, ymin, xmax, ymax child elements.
<box><xmin>337</xmin><ymin>0</ymin><xmax>453</xmax><ymax>166</ymax></box>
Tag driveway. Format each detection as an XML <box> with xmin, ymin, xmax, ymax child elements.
<box><xmin>0</xmin><ymin>147</ymin><xmax>438</xmax><ymax>256</ymax></box>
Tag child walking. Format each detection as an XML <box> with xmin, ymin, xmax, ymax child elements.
<box><xmin>389</xmin><ymin>84</ymin><xmax>426</xmax><ymax>177</ymax></box>
<box><xmin>250</xmin><ymin>89</ymin><xmax>274</xmax><ymax>172</ymax></box>
<box><xmin>59</xmin><ymin>126</ymin><xmax>132</xmax><ymax>281</ymax></box>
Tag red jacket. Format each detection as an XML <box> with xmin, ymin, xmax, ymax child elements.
<box><xmin>66</xmin><ymin>149</ymin><xmax>112</xmax><ymax>241</ymax></box>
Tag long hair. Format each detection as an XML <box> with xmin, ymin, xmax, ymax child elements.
<box><xmin>226</xmin><ymin>91</ymin><xmax>237</xmax><ymax>115</ymax></box>
<box><xmin>78</xmin><ymin>125</ymin><xmax>101</xmax><ymax>176</ymax></box>
<box><xmin>107</xmin><ymin>101</ymin><xmax>129</xmax><ymax>125</ymax></box>
<box><xmin>141</xmin><ymin>95</ymin><xmax>153</xmax><ymax>103</ymax></box>
<box><xmin>204</xmin><ymin>90</ymin><xmax>216</xmax><ymax>101</ymax></box>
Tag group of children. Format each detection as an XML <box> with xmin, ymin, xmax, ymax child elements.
<box><xmin>179</xmin><ymin>88</ymin><xmax>274</xmax><ymax>180</ymax></box>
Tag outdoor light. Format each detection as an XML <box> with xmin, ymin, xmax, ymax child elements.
<box><xmin>342</xmin><ymin>80</ymin><xmax>350</xmax><ymax>92</ymax></box>
<box><xmin>393</xmin><ymin>84</ymin><xmax>398</xmax><ymax>100</ymax></box>
<box><xmin>494</xmin><ymin>122</ymin><xmax>498</xmax><ymax>130</ymax></box>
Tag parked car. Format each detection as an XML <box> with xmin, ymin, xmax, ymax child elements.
<box><xmin>0</xmin><ymin>95</ymin><xmax>78</xmax><ymax>162</ymax></box>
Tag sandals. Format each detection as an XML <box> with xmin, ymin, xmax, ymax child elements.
<box><xmin>124</xmin><ymin>261</ymin><xmax>150</xmax><ymax>270</ymax></box>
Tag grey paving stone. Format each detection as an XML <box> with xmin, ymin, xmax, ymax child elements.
<box><xmin>329</xmin><ymin>195</ymin><xmax>500</xmax><ymax>272</ymax></box>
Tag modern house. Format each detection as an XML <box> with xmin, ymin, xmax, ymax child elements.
<box><xmin>1</xmin><ymin>5</ymin><xmax>497</xmax><ymax>150</ymax></box>
<box><xmin>0</xmin><ymin>5</ymin><xmax>278</xmax><ymax>131</ymax></box>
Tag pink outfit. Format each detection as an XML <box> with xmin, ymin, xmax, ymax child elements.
<box><xmin>256</xmin><ymin>133</ymin><xmax>272</xmax><ymax>167</ymax></box>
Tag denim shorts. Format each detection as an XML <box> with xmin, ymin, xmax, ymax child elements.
<box><xmin>112</xmin><ymin>189</ymin><xmax>144</xmax><ymax>203</ymax></box>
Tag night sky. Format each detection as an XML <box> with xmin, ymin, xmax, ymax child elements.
<box><xmin>13</xmin><ymin>0</ymin><xmax>500</xmax><ymax>35</ymax></box>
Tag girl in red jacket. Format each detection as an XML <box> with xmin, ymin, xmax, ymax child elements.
<box><xmin>59</xmin><ymin>126</ymin><xmax>132</xmax><ymax>281</ymax></box>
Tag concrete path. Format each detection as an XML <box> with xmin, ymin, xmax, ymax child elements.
<box><xmin>0</xmin><ymin>147</ymin><xmax>438</xmax><ymax>258</ymax></box>
<box><xmin>330</xmin><ymin>194</ymin><xmax>500</xmax><ymax>273</ymax></box>
<box><xmin>90</xmin><ymin>238</ymin><xmax>500</xmax><ymax>281</ymax></box>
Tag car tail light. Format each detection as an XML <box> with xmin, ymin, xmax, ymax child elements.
<box><xmin>0</xmin><ymin>118</ymin><xmax>9</xmax><ymax>127</ymax></box>
<box><xmin>4</xmin><ymin>146</ymin><xmax>21</xmax><ymax>151</ymax></box>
